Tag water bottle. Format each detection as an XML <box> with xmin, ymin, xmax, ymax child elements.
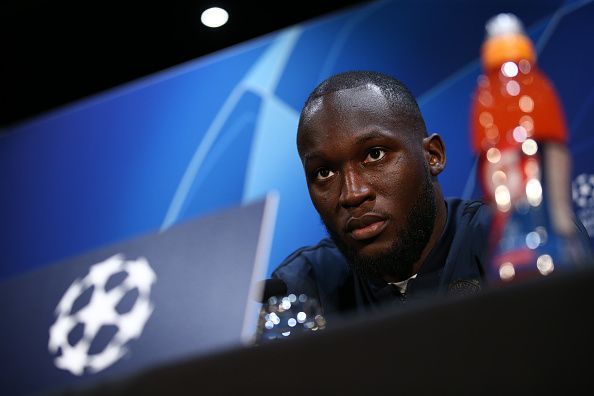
<box><xmin>255</xmin><ymin>293</ymin><xmax>326</xmax><ymax>343</ymax></box>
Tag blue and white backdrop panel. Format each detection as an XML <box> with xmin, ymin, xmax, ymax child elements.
<box><xmin>1</xmin><ymin>0</ymin><xmax>592</xmax><ymax>279</ymax></box>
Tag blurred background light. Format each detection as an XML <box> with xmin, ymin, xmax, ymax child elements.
<box><xmin>201</xmin><ymin>7</ymin><xmax>229</xmax><ymax>28</ymax></box>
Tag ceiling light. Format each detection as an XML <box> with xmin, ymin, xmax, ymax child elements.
<box><xmin>201</xmin><ymin>7</ymin><xmax>229</xmax><ymax>28</ymax></box>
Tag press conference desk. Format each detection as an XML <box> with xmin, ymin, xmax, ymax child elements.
<box><xmin>61</xmin><ymin>268</ymin><xmax>594</xmax><ymax>395</ymax></box>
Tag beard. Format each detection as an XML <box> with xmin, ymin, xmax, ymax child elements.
<box><xmin>324</xmin><ymin>172</ymin><xmax>437</xmax><ymax>281</ymax></box>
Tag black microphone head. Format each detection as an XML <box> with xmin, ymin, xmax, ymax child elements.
<box><xmin>256</xmin><ymin>278</ymin><xmax>287</xmax><ymax>303</ymax></box>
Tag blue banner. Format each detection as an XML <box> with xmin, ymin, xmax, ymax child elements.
<box><xmin>1</xmin><ymin>0</ymin><xmax>592</xmax><ymax>279</ymax></box>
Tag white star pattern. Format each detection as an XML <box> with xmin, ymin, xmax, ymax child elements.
<box><xmin>87</xmin><ymin>254</ymin><xmax>126</xmax><ymax>288</ymax></box>
<box><xmin>55</xmin><ymin>341</ymin><xmax>90</xmax><ymax>376</ymax></box>
<box><xmin>76</xmin><ymin>287</ymin><xmax>121</xmax><ymax>338</ymax></box>
<box><xmin>48</xmin><ymin>315</ymin><xmax>77</xmax><ymax>352</ymax></box>
<box><xmin>116</xmin><ymin>298</ymin><xmax>154</xmax><ymax>341</ymax></box>
<box><xmin>54</xmin><ymin>281</ymin><xmax>84</xmax><ymax>315</ymax></box>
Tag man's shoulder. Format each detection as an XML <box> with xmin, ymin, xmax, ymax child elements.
<box><xmin>445</xmin><ymin>197</ymin><xmax>492</xmax><ymax>227</ymax></box>
<box><xmin>439</xmin><ymin>197</ymin><xmax>492</xmax><ymax>285</ymax></box>
<box><xmin>271</xmin><ymin>238</ymin><xmax>350</xmax><ymax>297</ymax></box>
<box><xmin>272</xmin><ymin>238</ymin><xmax>346</xmax><ymax>277</ymax></box>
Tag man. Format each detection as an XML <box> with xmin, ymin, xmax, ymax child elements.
<box><xmin>272</xmin><ymin>70</ymin><xmax>491</xmax><ymax>318</ymax></box>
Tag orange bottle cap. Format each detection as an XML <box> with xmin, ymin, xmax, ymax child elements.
<box><xmin>481</xmin><ymin>33</ymin><xmax>536</xmax><ymax>71</ymax></box>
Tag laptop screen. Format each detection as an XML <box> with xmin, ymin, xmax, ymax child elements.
<box><xmin>0</xmin><ymin>195</ymin><xmax>277</xmax><ymax>396</ymax></box>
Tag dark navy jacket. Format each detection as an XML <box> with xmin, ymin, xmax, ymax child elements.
<box><xmin>272</xmin><ymin>198</ymin><xmax>492</xmax><ymax>318</ymax></box>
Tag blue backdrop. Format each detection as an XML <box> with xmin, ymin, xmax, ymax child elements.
<box><xmin>1</xmin><ymin>0</ymin><xmax>593</xmax><ymax>280</ymax></box>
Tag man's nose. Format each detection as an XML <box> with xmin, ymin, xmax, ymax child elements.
<box><xmin>339</xmin><ymin>165</ymin><xmax>373</xmax><ymax>208</ymax></box>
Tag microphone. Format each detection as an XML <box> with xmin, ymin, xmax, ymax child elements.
<box><xmin>255</xmin><ymin>278</ymin><xmax>287</xmax><ymax>303</ymax></box>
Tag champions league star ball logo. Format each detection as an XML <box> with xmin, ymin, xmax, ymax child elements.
<box><xmin>572</xmin><ymin>173</ymin><xmax>594</xmax><ymax>236</ymax></box>
<box><xmin>48</xmin><ymin>254</ymin><xmax>156</xmax><ymax>375</ymax></box>
<box><xmin>573</xmin><ymin>173</ymin><xmax>594</xmax><ymax>209</ymax></box>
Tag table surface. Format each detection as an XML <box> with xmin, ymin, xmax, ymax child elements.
<box><xmin>56</xmin><ymin>267</ymin><xmax>594</xmax><ymax>396</ymax></box>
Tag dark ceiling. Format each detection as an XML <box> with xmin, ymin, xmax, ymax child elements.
<box><xmin>1</xmin><ymin>0</ymin><xmax>370</xmax><ymax>129</ymax></box>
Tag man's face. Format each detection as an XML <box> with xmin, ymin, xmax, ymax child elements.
<box><xmin>298</xmin><ymin>85</ymin><xmax>437</xmax><ymax>280</ymax></box>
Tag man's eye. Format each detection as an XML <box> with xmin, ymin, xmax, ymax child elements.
<box><xmin>365</xmin><ymin>148</ymin><xmax>386</xmax><ymax>163</ymax></box>
<box><xmin>315</xmin><ymin>168</ymin><xmax>335</xmax><ymax>180</ymax></box>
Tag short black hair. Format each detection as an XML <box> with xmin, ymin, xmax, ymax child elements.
<box><xmin>298</xmin><ymin>70</ymin><xmax>427</xmax><ymax>139</ymax></box>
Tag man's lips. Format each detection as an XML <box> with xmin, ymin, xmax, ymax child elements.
<box><xmin>346</xmin><ymin>214</ymin><xmax>388</xmax><ymax>241</ymax></box>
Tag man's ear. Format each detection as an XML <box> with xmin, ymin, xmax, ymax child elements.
<box><xmin>423</xmin><ymin>133</ymin><xmax>446</xmax><ymax>176</ymax></box>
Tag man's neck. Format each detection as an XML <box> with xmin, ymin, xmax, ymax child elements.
<box><xmin>383</xmin><ymin>190</ymin><xmax>447</xmax><ymax>283</ymax></box>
